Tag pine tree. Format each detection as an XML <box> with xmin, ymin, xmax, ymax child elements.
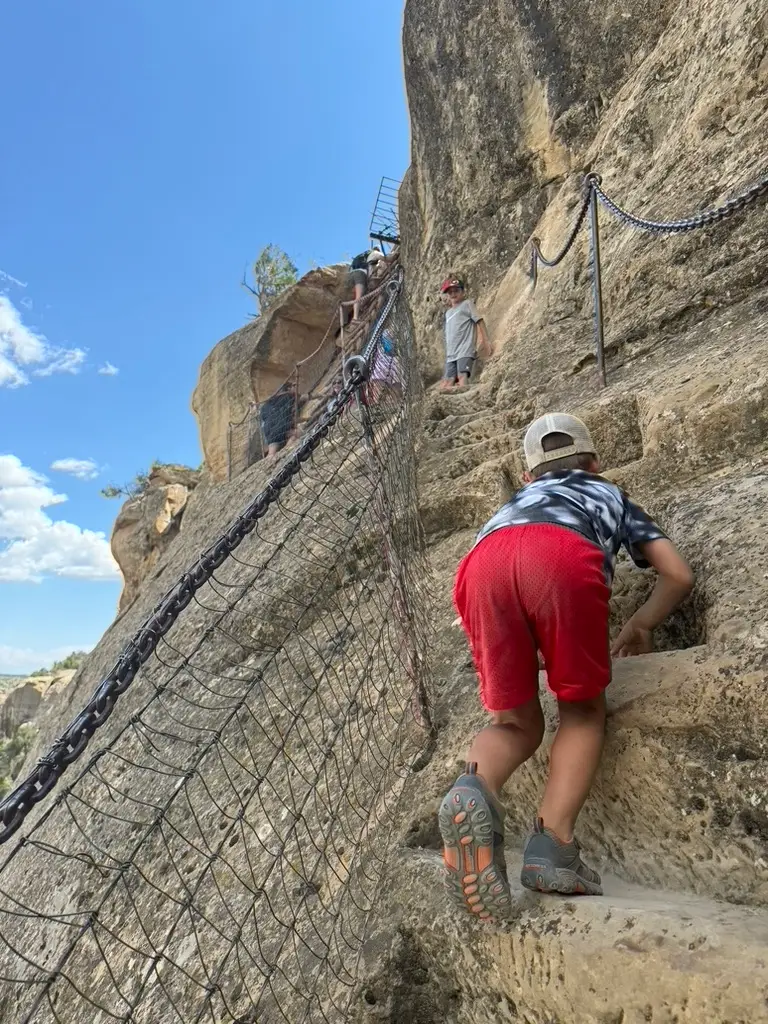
<box><xmin>241</xmin><ymin>245</ymin><xmax>298</xmax><ymax>317</ymax></box>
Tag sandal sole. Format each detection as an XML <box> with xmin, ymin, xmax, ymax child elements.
<box><xmin>438</xmin><ymin>784</ymin><xmax>512</xmax><ymax>923</ymax></box>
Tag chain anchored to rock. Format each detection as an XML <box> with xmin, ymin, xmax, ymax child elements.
<box><xmin>591</xmin><ymin>171</ymin><xmax>768</xmax><ymax>234</ymax></box>
<box><xmin>528</xmin><ymin>168</ymin><xmax>768</xmax><ymax>386</ymax></box>
<box><xmin>529</xmin><ymin>178</ymin><xmax>593</xmax><ymax>287</ymax></box>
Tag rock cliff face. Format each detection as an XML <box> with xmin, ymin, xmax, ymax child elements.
<box><xmin>350</xmin><ymin>1</ymin><xmax>768</xmax><ymax>1021</ymax></box>
<box><xmin>191</xmin><ymin>266</ymin><xmax>346</xmax><ymax>482</ymax></box>
<box><xmin>401</xmin><ymin>0</ymin><xmax>768</xmax><ymax>378</ymax></box>
<box><xmin>111</xmin><ymin>463</ymin><xmax>201</xmax><ymax>613</ymax></box>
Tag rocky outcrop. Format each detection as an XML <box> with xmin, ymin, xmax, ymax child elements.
<box><xmin>191</xmin><ymin>265</ymin><xmax>346</xmax><ymax>481</ymax></box>
<box><xmin>111</xmin><ymin>463</ymin><xmax>201</xmax><ymax>613</ymax></box>
<box><xmin>0</xmin><ymin>671</ymin><xmax>75</xmax><ymax>738</ymax></box>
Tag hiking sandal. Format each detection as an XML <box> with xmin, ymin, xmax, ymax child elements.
<box><xmin>438</xmin><ymin>763</ymin><xmax>512</xmax><ymax>922</ymax></box>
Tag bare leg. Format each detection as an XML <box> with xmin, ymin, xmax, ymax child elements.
<box><xmin>457</xmin><ymin>372</ymin><xmax>470</xmax><ymax>388</ymax></box>
<box><xmin>438</xmin><ymin>378</ymin><xmax>456</xmax><ymax>392</ymax></box>
<box><xmin>353</xmin><ymin>284</ymin><xmax>364</xmax><ymax>321</ymax></box>
<box><xmin>538</xmin><ymin>694</ymin><xmax>606</xmax><ymax>841</ymax></box>
<box><xmin>439</xmin><ymin>697</ymin><xmax>544</xmax><ymax>921</ymax></box>
<box><xmin>466</xmin><ymin>697</ymin><xmax>545</xmax><ymax>796</ymax></box>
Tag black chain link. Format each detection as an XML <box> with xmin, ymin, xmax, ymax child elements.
<box><xmin>591</xmin><ymin>170</ymin><xmax>768</xmax><ymax>234</ymax></box>
<box><xmin>529</xmin><ymin>169</ymin><xmax>768</xmax><ymax>279</ymax></box>
<box><xmin>362</xmin><ymin>269</ymin><xmax>403</xmax><ymax>361</ymax></box>
<box><xmin>0</xmin><ymin>278</ymin><xmax>403</xmax><ymax>845</ymax></box>
<box><xmin>529</xmin><ymin>179</ymin><xmax>593</xmax><ymax>284</ymax></box>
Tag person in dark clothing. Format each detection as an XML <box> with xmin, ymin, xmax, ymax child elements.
<box><xmin>346</xmin><ymin>249</ymin><xmax>387</xmax><ymax>321</ymax></box>
<box><xmin>260</xmin><ymin>381</ymin><xmax>296</xmax><ymax>460</ymax></box>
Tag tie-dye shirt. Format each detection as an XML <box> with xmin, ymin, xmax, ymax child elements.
<box><xmin>475</xmin><ymin>470</ymin><xmax>666</xmax><ymax>583</ymax></box>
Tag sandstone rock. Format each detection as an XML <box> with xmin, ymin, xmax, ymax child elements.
<box><xmin>401</xmin><ymin>0</ymin><xmax>768</xmax><ymax>384</ymax></box>
<box><xmin>355</xmin><ymin>850</ymin><xmax>768</xmax><ymax>1024</ymax></box>
<box><xmin>191</xmin><ymin>265</ymin><xmax>346</xmax><ymax>482</ymax></box>
<box><xmin>111</xmin><ymin>465</ymin><xmax>201</xmax><ymax>613</ymax></box>
<box><xmin>389</xmin><ymin>2</ymin><xmax>768</xmax><ymax>1015</ymax></box>
<box><xmin>0</xmin><ymin>670</ymin><xmax>76</xmax><ymax>739</ymax></box>
<box><xmin>0</xmin><ymin>681</ymin><xmax>45</xmax><ymax>738</ymax></box>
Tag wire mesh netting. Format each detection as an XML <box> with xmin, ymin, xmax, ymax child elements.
<box><xmin>0</xmin><ymin>285</ymin><xmax>434</xmax><ymax>1024</ymax></box>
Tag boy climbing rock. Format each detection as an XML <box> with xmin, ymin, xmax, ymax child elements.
<box><xmin>439</xmin><ymin>413</ymin><xmax>693</xmax><ymax>921</ymax></box>
<box><xmin>438</xmin><ymin>277</ymin><xmax>492</xmax><ymax>390</ymax></box>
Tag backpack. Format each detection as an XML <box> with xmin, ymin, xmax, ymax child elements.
<box><xmin>350</xmin><ymin>251</ymin><xmax>370</xmax><ymax>271</ymax></box>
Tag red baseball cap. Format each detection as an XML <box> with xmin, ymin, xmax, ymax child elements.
<box><xmin>440</xmin><ymin>277</ymin><xmax>464</xmax><ymax>293</ymax></box>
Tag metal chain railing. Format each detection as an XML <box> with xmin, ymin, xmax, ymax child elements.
<box><xmin>528</xmin><ymin>168</ymin><xmax>768</xmax><ymax>385</ymax></box>
<box><xmin>0</xmin><ymin>279</ymin><xmax>405</xmax><ymax>846</ymax></box>
<box><xmin>592</xmin><ymin>170</ymin><xmax>768</xmax><ymax>234</ymax></box>
<box><xmin>529</xmin><ymin>180</ymin><xmax>593</xmax><ymax>286</ymax></box>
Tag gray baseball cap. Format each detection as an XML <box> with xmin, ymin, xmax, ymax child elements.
<box><xmin>523</xmin><ymin>413</ymin><xmax>596</xmax><ymax>471</ymax></box>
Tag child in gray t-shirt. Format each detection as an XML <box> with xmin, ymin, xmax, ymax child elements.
<box><xmin>438</xmin><ymin>277</ymin><xmax>492</xmax><ymax>390</ymax></box>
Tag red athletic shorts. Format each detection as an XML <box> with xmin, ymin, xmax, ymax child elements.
<box><xmin>453</xmin><ymin>524</ymin><xmax>611</xmax><ymax>712</ymax></box>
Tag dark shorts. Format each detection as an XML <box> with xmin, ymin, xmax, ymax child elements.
<box><xmin>347</xmin><ymin>269</ymin><xmax>368</xmax><ymax>288</ymax></box>
<box><xmin>453</xmin><ymin>524</ymin><xmax>611</xmax><ymax>712</ymax></box>
<box><xmin>262</xmin><ymin>425</ymin><xmax>289</xmax><ymax>447</ymax></box>
<box><xmin>445</xmin><ymin>357</ymin><xmax>475</xmax><ymax>381</ymax></box>
<box><xmin>260</xmin><ymin>396</ymin><xmax>294</xmax><ymax>447</ymax></box>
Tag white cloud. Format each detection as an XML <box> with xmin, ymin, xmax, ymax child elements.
<box><xmin>0</xmin><ymin>644</ymin><xmax>92</xmax><ymax>677</ymax></box>
<box><xmin>50</xmin><ymin>458</ymin><xmax>100</xmax><ymax>481</ymax></box>
<box><xmin>0</xmin><ymin>270</ymin><xmax>27</xmax><ymax>289</ymax></box>
<box><xmin>0</xmin><ymin>295</ymin><xmax>46</xmax><ymax>366</ymax></box>
<box><xmin>0</xmin><ymin>294</ymin><xmax>86</xmax><ymax>387</ymax></box>
<box><xmin>0</xmin><ymin>354</ymin><xmax>26</xmax><ymax>388</ymax></box>
<box><xmin>33</xmin><ymin>347</ymin><xmax>86</xmax><ymax>377</ymax></box>
<box><xmin>0</xmin><ymin>455</ymin><xmax>119</xmax><ymax>583</ymax></box>
<box><xmin>97</xmin><ymin>362</ymin><xmax>119</xmax><ymax>376</ymax></box>
<box><xmin>19</xmin><ymin>297</ymin><xmax>33</xmax><ymax>310</ymax></box>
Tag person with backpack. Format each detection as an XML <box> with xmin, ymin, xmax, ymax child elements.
<box><xmin>347</xmin><ymin>249</ymin><xmax>387</xmax><ymax>321</ymax></box>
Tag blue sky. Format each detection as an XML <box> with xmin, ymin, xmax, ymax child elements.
<box><xmin>0</xmin><ymin>0</ymin><xmax>409</xmax><ymax>674</ymax></box>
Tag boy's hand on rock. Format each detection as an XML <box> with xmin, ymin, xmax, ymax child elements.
<box><xmin>611</xmin><ymin>622</ymin><xmax>654</xmax><ymax>658</ymax></box>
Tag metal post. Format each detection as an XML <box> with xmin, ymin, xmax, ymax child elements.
<box><xmin>529</xmin><ymin>238</ymin><xmax>539</xmax><ymax>290</ymax></box>
<box><xmin>254</xmin><ymin>399</ymin><xmax>263</xmax><ymax>463</ymax></box>
<box><xmin>292</xmin><ymin>367</ymin><xmax>300</xmax><ymax>440</ymax></box>
<box><xmin>588</xmin><ymin>184</ymin><xmax>607</xmax><ymax>387</ymax></box>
